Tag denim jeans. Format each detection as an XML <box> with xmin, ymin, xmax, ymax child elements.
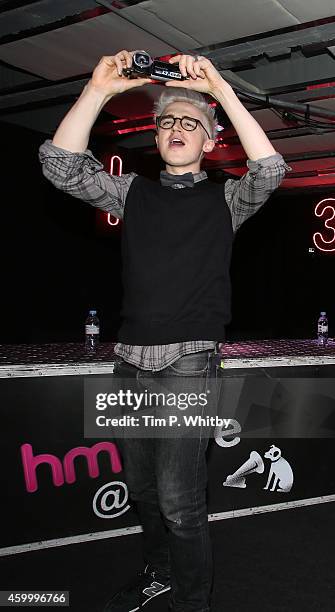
<box><xmin>114</xmin><ymin>349</ymin><xmax>222</xmax><ymax>612</ymax></box>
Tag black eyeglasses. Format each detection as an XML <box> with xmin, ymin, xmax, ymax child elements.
<box><xmin>156</xmin><ymin>115</ymin><xmax>211</xmax><ymax>139</ymax></box>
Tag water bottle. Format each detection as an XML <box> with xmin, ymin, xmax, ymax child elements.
<box><xmin>317</xmin><ymin>311</ymin><xmax>328</xmax><ymax>346</ymax></box>
<box><xmin>85</xmin><ymin>309</ymin><xmax>100</xmax><ymax>353</ymax></box>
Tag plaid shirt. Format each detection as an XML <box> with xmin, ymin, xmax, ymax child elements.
<box><xmin>39</xmin><ymin>140</ymin><xmax>292</xmax><ymax>370</ymax></box>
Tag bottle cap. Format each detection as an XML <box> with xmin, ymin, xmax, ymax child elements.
<box><xmin>89</xmin><ymin>310</ymin><xmax>97</xmax><ymax>315</ymax></box>
<box><xmin>320</xmin><ymin>311</ymin><xmax>326</xmax><ymax>316</ymax></box>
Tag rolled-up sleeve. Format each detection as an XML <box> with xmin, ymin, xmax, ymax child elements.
<box><xmin>38</xmin><ymin>139</ymin><xmax>137</xmax><ymax>219</ymax></box>
<box><xmin>224</xmin><ymin>152</ymin><xmax>292</xmax><ymax>232</ymax></box>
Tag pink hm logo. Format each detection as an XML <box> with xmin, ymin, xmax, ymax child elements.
<box><xmin>21</xmin><ymin>442</ymin><xmax>122</xmax><ymax>493</ymax></box>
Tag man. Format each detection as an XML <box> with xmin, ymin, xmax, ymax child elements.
<box><xmin>39</xmin><ymin>50</ymin><xmax>291</xmax><ymax>612</ymax></box>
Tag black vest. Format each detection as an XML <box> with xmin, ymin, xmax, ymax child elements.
<box><xmin>117</xmin><ymin>175</ymin><xmax>234</xmax><ymax>345</ymax></box>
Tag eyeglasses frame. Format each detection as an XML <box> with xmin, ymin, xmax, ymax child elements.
<box><xmin>156</xmin><ymin>114</ymin><xmax>212</xmax><ymax>140</ymax></box>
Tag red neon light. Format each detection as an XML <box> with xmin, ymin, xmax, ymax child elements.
<box><xmin>107</xmin><ymin>215</ymin><xmax>120</xmax><ymax>226</ymax></box>
<box><xmin>306</xmin><ymin>82</ymin><xmax>335</xmax><ymax>90</ymax></box>
<box><xmin>109</xmin><ymin>155</ymin><xmax>122</xmax><ymax>176</ymax></box>
<box><xmin>116</xmin><ymin>124</ymin><xmax>156</xmax><ymax>135</ymax></box>
<box><xmin>107</xmin><ymin>156</ymin><xmax>123</xmax><ymax>227</ymax></box>
<box><xmin>317</xmin><ymin>169</ymin><xmax>335</xmax><ymax>176</ymax></box>
<box><xmin>313</xmin><ymin>198</ymin><xmax>335</xmax><ymax>252</ymax></box>
<box><xmin>113</xmin><ymin>114</ymin><xmax>153</xmax><ymax>123</ymax></box>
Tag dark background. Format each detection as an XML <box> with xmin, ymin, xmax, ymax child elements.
<box><xmin>1</xmin><ymin>120</ymin><xmax>334</xmax><ymax>345</ymax></box>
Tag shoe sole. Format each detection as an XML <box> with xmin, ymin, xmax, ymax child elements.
<box><xmin>129</xmin><ymin>585</ymin><xmax>171</xmax><ymax>612</ymax></box>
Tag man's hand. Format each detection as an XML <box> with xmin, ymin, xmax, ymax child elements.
<box><xmin>88</xmin><ymin>50</ymin><xmax>153</xmax><ymax>96</ymax></box>
<box><xmin>51</xmin><ymin>50</ymin><xmax>152</xmax><ymax>152</ymax></box>
<box><xmin>165</xmin><ymin>54</ymin><xmax>231</xmax><ymax>99</ymax></box>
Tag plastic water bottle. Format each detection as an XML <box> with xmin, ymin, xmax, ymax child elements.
<box><xmin>317</xmin><ymin>311</ymin><xmax>328</xmax><ymax>346</ymax></box>
<box><xmin>85</xmin><ymin>309</ymin><xmax>100</xmax><ymax>353</ymax></box>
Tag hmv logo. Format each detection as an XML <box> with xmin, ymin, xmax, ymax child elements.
<box><xmin>21</xmin><ymin>442</ymin><xmax>122</xmax><ymax>493</ymax></box>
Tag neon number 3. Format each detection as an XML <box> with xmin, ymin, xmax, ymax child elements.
<box><xmin>313</xmin><ymin>198</ymin><xmax>335</xmax><ymax>252</ymax></box>
<box><xmin>107</xmin><ymin>156</ymin><xmax>123</xmax><ymax>227</ymax></box>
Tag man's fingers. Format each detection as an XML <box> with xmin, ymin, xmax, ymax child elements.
<box><xmin>99</xmin><ymin>55</ymin><xmax>116</xmax><ymax>68</ymax></box>
<box><xmin>168</xmin><ymin>55</ymin><xmax>182</xmax><ymax>64</ymax></box>
<box><xmin>111</xmin><ymin>50</ymin><xmax>133</xmax><ymax>75</ymax></box>
<box><xmin>100</xmin><ymin>54</ymin><xmax>123</xmax><ymax>76</ymax></box>
<box><xmin>114</xmin><ymin>58</ymin><xmax>124</xmax><ymax>76</ymax></box>
<box><xmin>193</xmin><ymin>61</ymin><xmax>206</xmax><ymax>78</ymax></box>
<box><xmin>169</xmin><ymin>54</ymin><xmax>208</xmax><ymax>79</ymax></box>
<box><xmin>186</xmin><ymin>56</ymin><xmax>198</xmax><ymax>79</ymax></box>
<box><xmin>176</xmin><ymin>56</ymin><xmax>187</xmax><ymax>78</ymax></box>
<box><xmin>165</xmin><ymin>80</ymin><xmax>192</xmax><ymax>88</ymax></box>
<box><xmin>172</xmin><ymin>53</ymin><xmax>197</xmax><ymax>78</ymax></box>
<box><xmin>128</xmin><ymin>77</ymin><xmax>154</xmax><ymax>88</ymax></box>
<box><xmin>117</xmin><ymin>50</ymin><xmax>133</xmax><ymax>67</ymax></box>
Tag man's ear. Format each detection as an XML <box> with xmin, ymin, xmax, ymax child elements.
<box><xmin>203</xmin><ymin>139</ymin><xmax>215</xmax><ymax>153</ymax></box>
<box><xmin>155</xmin><ymin>133</ymin><xmax>158</xmax><ymax>147</ymax></box>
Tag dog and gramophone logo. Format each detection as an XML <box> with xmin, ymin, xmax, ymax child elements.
<box><xmin>220</xmin><ymin>444</ymin><xmax>294</xmax><ymax>493</ymax></box>
<box><xmin>213</xmin><ymin>418</ymin><xmax>294</xmax><ymax>493</ymax></box>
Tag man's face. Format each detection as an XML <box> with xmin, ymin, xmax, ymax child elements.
<box><xmin>155</xmin><ymin>101</ymin><xmax>215</xmax><ymax>173</ymax></box>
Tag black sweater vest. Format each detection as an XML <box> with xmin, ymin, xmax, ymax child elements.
<box><xmin>117</xmin><ymin>175</ymin><xmax>234</xmax><ymax>345</ymax></box>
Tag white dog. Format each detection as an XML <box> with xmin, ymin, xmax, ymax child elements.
<box><xmin>264</xmin><ymin>445</ymin><xmax>294</xmax><ymax>492</ymax></box>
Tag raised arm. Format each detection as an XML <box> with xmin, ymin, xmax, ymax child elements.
<box><xmin>167</xmin><ymin>53</ymin><xmax>279</xmax><ymax>159</ymax></box>
<box><xmin>52</xmin><ymin>51</ymin><xmax>152</xmax><ymax>152</ymax></box>
<box><xmin>166</xmin><ymin>54</ymin><xmax>292</xmax><ymax>230</ymax></box>
<box><xmin>211</xmin><ymin>74</ymin><xmax>292</xmax><ymax>230</ymax></box>
<box><xmin>39</xmin><ymin>51</ymin><xmax>152</xmax><ymax>216</ymax></box>
<box><xmin>224</xmin><ymin>153</ymin><xmax>292</xmax><ymax>233</ymax></box>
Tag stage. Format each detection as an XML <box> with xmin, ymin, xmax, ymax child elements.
<box><xmin>1</xmin><ymin>339</ymin><xmax>334</xmax><ymax>610</ymax></box>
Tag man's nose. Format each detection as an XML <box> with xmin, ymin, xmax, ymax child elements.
<box><xmin>172</xmin><ymin>119</ymin><xmax>183</xmax><ymax>130</ymax></box>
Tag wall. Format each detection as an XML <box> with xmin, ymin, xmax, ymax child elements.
<box><xmin>1</xmin><ymin>121</ymin><xmax>334</xmax><ymax>344</ymax></box>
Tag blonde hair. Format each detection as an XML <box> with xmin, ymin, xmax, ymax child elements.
<box><xmin>153</xmin><ymin>88</ymin><xmax>217</xmax><ymax>140</ymax></box>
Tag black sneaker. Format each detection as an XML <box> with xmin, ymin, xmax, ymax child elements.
<box><xmin>102</xmin><ymin>564</ymin><xmax>171</xmax><ymax>611</ymax></box>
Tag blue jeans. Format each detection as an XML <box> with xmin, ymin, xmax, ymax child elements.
<box><xmin>114</xmin><ymin>349</ymin><xmax>221</xmax><ymax>612</ymax></box>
